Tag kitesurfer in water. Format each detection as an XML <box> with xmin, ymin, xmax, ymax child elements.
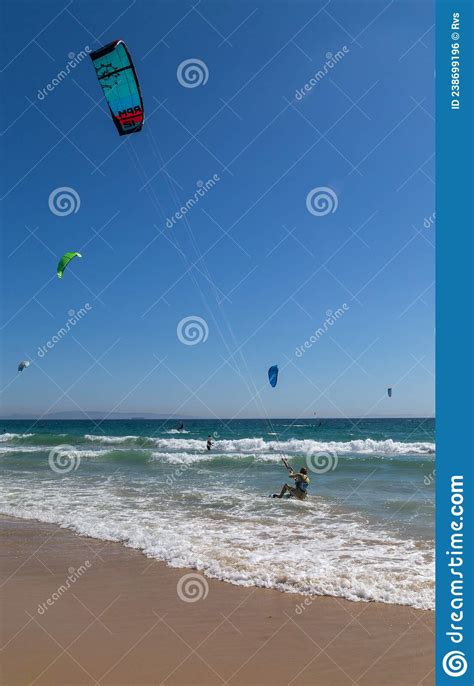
<box><xmin>206</xmin><ymin>435</ymin><xmax>213</xmax><ymax>451</ymax></box>
<box><xmin>177</xmin><ymin>422</ymin><xmax>184</xmax><ymax>431</ymax></box>
<box><xmin>272</xmin><ymin>466</ymin><xmax>310</xmax><ymax>500</ymax></box>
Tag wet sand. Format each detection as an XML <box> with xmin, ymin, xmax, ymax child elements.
<box><xmin>0</xmin><ymin>516</ymin><xmax>434</xmax><ymax>685</ymax></box>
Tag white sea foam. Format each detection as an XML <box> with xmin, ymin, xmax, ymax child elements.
<box><xmin>3</xmin><ymin>432</ymin><xmax>435</xmax><ymax>457</ymax></box>
<box><xmin>0</xmin><ymin>486</ymin><xmax>434</xmax><ymax>610</ymax></box>
<box><xmin>83</xmin><ymin>434</ymin><xmax>434</xmax><ymax>456</ymax></box>
<box><xmin>84</xmin><ymin>434</ymin><xmax>139</xmax><ymax>444</ymax></box>
<box><xmin>0</xmin><ymin>445</ymin><xmax>42</xmax><ymax>454</ymax></box>
<box><xmin>150</xmin><ymin>450</ymin><xmax>210</xmax><ymax>464</ymax></box>
<box><xmin>0</xmin><ymin>428</ymin><xmax>435</xmax><ymax>609</ymax></box>
<box><xmin>0</xmin><ymin>432</ymin><xmax>34</xmax><ymax>442</ymax></box>
<box><xmin>61</xmin><ymin>448</ymin><xmax>111</xmax><ymax>459</ymax></box>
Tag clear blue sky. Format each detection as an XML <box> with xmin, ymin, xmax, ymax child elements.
<box><xmin>0</xmin><ymin>0</ymin><xmax>435</xmax><ymax>419</ymax></box>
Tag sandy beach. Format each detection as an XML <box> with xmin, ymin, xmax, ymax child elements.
<box><xmin>1</xmin><ymin>516</ymin><xmax>434</xmax><ymax>686</ymax></box>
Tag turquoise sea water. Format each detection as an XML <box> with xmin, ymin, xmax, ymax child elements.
<box><xmin>0</xmin><ymin>417</ymin><xmax>435</xmax><ymax>609</ymax></box>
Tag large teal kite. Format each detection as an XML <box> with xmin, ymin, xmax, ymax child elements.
<box><xmin>90</xmin><ymin>40</ymin><xmax>144</xmax><ymax>136</ymax></box>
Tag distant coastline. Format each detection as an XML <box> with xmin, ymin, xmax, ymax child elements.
<box><xmin>0</xmin><ymin>412</ymin><xmax>197</xmax><ymax>420</ymax></box>
<box><xmin>0</xmin><ymin>413</ymin><xmax>436</xmax><ymax>421</ymax></box>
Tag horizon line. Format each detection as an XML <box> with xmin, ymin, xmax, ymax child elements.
<box><xmin>0</xmin><ymin>415</ymin><xmax>436</xmax><ymax>421</ymax></box>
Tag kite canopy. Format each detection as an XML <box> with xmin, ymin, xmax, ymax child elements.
<box><xmin>90</xmin><ymin>40</ymin><xmax>144</xmax><ymax>136</ymax></box>
<box><xmin>18</xmin><ymin>360</ymin><xmax>30</xmax><ymax>372</ymax></box>
<box><xmin>387</xmin><ymin>387</ymin><xmax>392</xmax><ymax>398</ymax></box>
<box><xmin>57</xmin><ymin>252</ymin><xmax>82</xmax><ymax>279</ymax></box>
<box><xmin>268</xmin><ymin>365</ymin><xmax>279</xmax><ymax>388</ymax></box>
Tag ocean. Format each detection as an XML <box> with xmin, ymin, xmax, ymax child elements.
<box><xmin>0</xmin><ymin>417</ymin><xmax>435</xmax><ymax>610</ymax></box>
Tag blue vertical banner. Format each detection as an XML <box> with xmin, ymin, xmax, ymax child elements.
<box><xmin>436</xmin><ymin>0</ymin><xmax>473</xmax><ymax>684</ymax></box>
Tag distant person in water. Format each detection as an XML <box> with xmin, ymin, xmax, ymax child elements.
<box><xmin>177</xmin><ymin>423</ymin><xmax>184</xmax><ymax>431</ymax></box>
<box><xmin>206</xmin><ymin>435</ymin><xmax>213</xmax><ymax>451</ymax></box>
<box><xmin>272</xmin><ymin>466</ymin><xmax>310</xmax><ymax>500</ymax></box>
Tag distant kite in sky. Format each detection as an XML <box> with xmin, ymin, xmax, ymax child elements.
<box><xmin>268</xmin><ymin>365</ymin><xmax>279</xmax><ymax>388</ymax></box>
<box><xmin>90</xmin><ymin>40</ymin><xmax>144</xmax><ymax>136</ymax></box>
<box><xmin>387</xmin><ymin>387</ymin><xmax>392</xmax><ymax>398</ymax></box>
<box><xmin>18</xmin><ymin>360</ymin><xmax>30</xmax><ymax>372</ymax></box>
<box><xmin>57</xmin><ymin>252</ymin><xmax>82</xmax><ymax>279</ymax></box>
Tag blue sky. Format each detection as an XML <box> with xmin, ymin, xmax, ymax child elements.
<box><xmin>0</xmin><ymin>0</ymin><xmax>435</xmax><ymax>418</ymax></box>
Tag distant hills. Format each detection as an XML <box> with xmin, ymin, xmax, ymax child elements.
<box><xmin>1</xmin><ymin>412</ymin><xmax>434</xmax><ymax>420</ymax></box>
<box><xmin>1</xmin><ymin>411</ymin><xmax>196</xmax><ymax>420</ymax></box>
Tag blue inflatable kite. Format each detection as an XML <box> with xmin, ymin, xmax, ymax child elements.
<box><xmin>268</xmin><ymin>365</ymin><xmax>279</xmax><ymax>388</ymax></box>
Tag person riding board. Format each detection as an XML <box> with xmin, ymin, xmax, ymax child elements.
<box><xmin>272</xmin><ymin>459</ymin><xmax>310</xmax><ymax>500</ymax></box>
<box><xmin>206</xmin><ymin>435</ymin><xmax>213</xmax><ymax>451</ymax></box>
